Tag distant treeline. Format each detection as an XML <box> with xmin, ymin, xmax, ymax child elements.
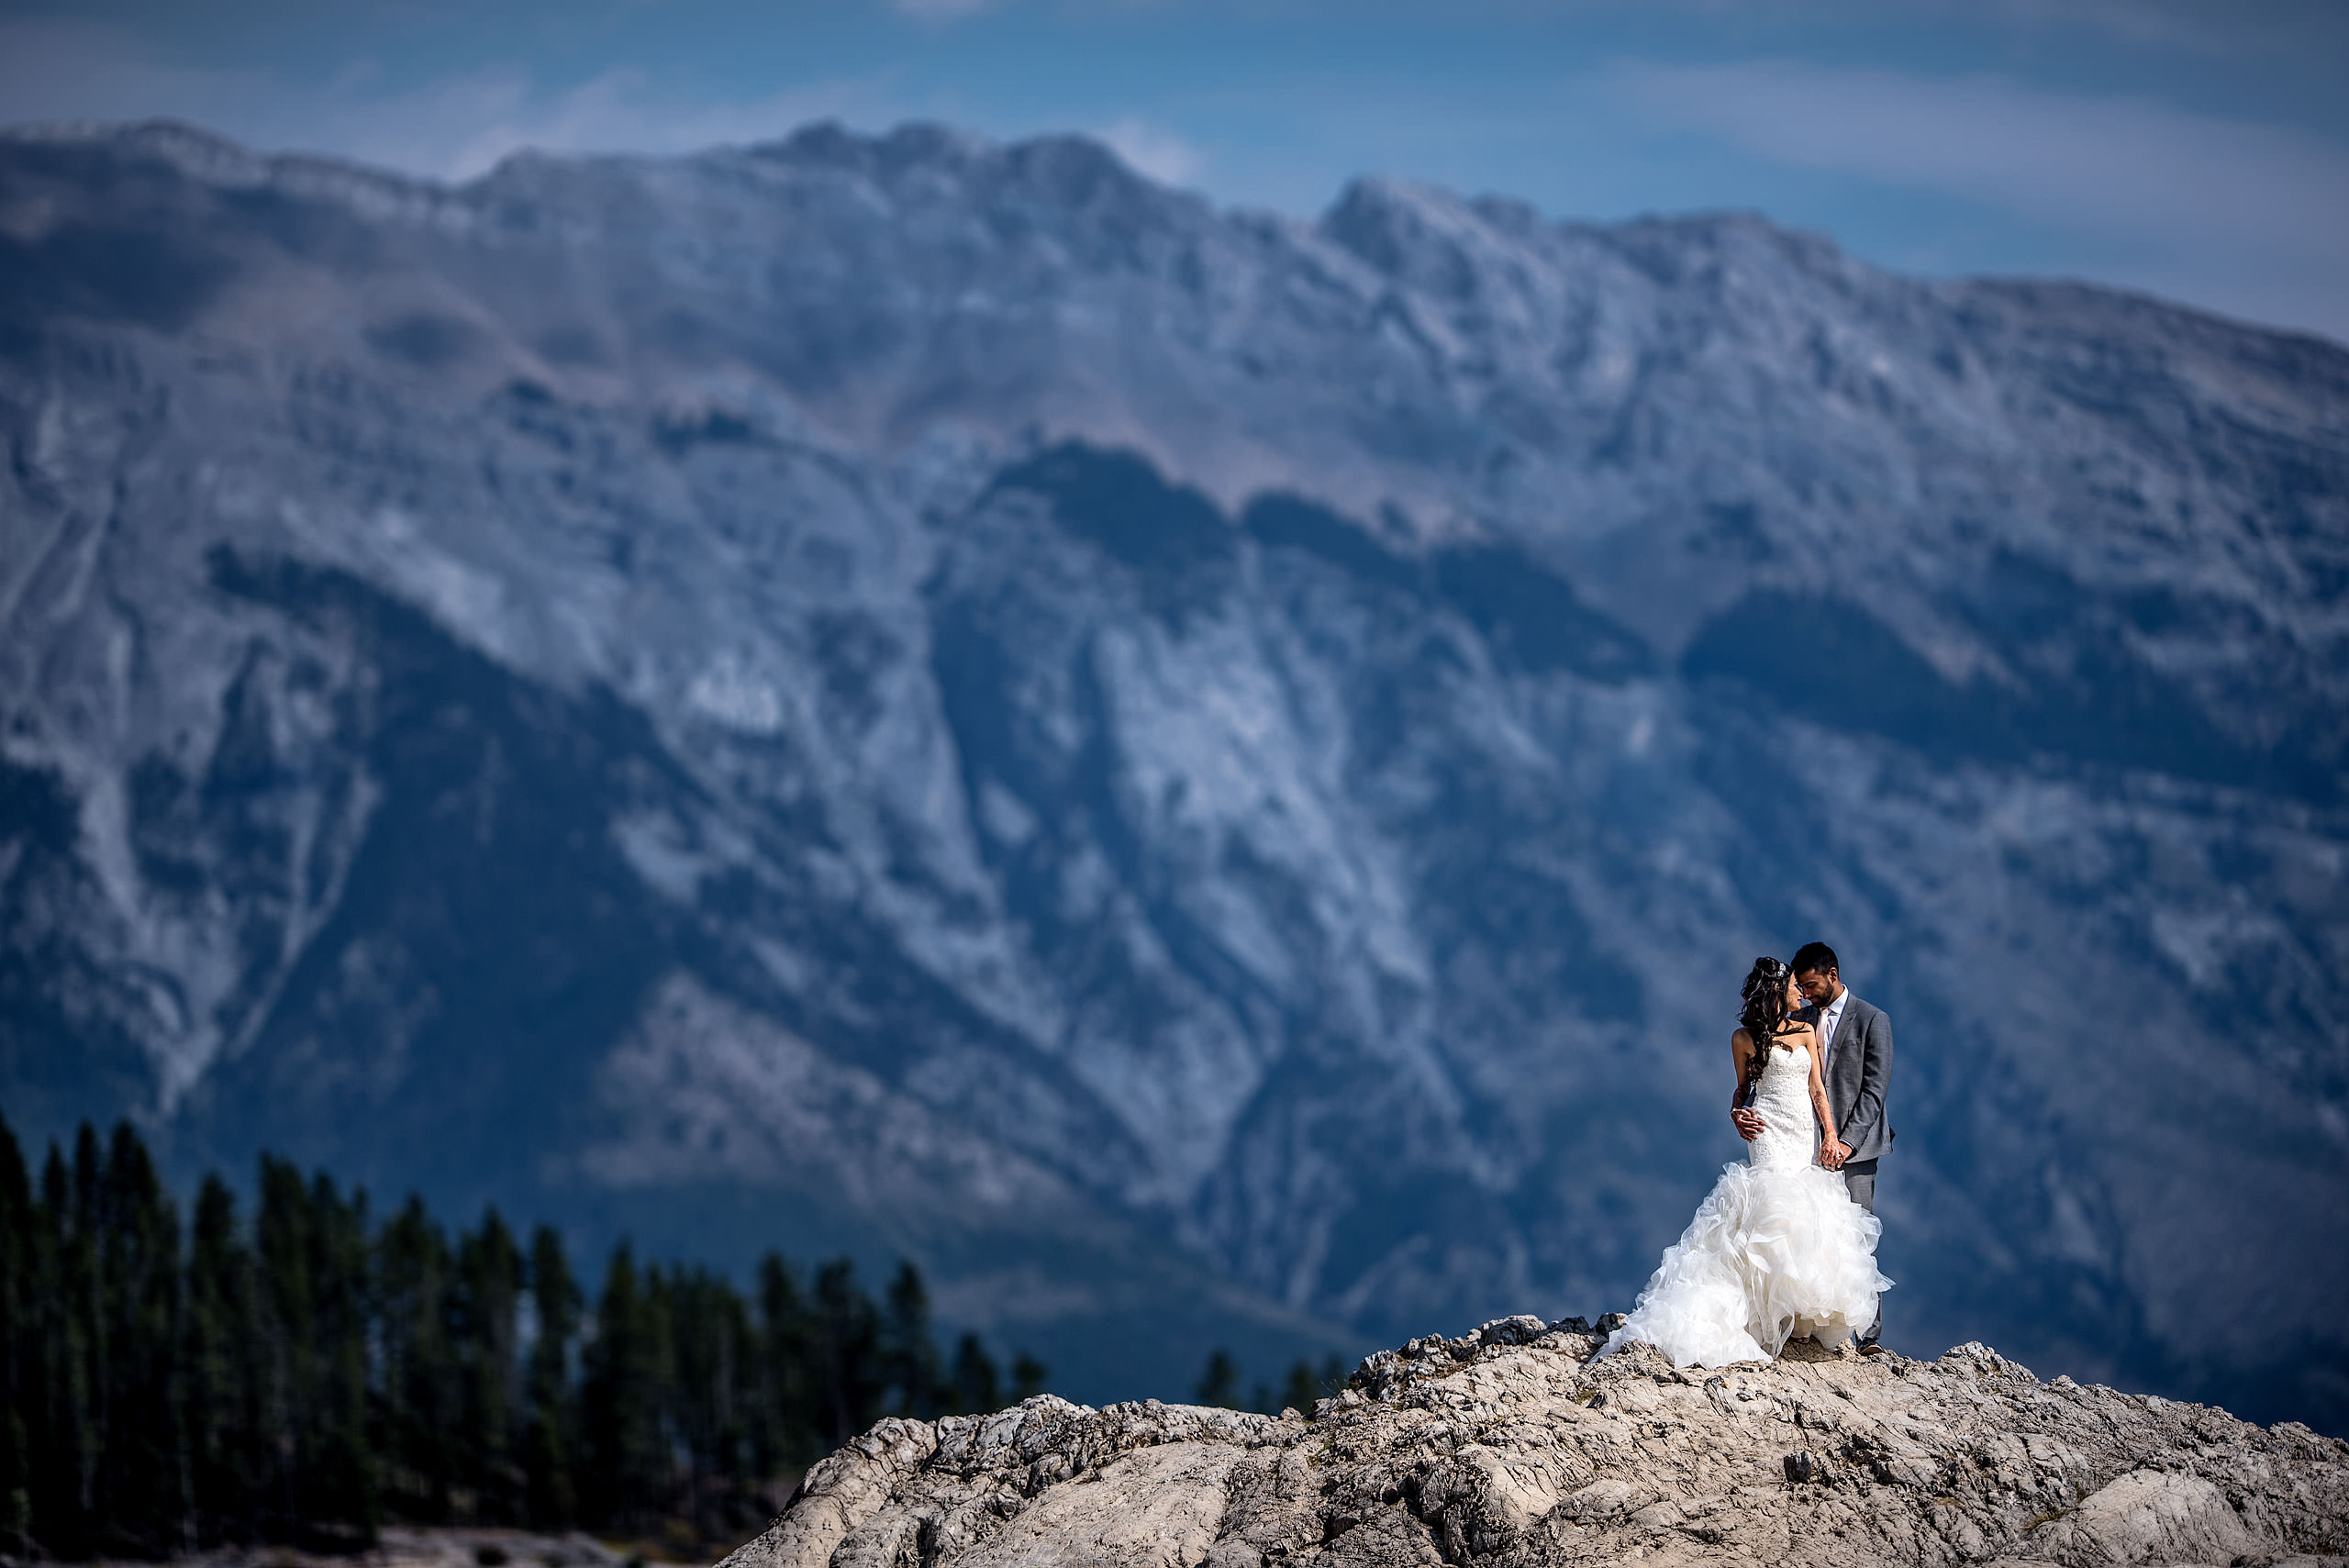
<box><xmin>0</xmin><ymin>1115</ymin><xmax>1047</xmax><ymax>1559</ymax></box>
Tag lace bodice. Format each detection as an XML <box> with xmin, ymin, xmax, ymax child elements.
<box><xmin>1746</xmin><ymin>1034</ymin><xmax>1819</xmax><ymax>1172</ymax></box>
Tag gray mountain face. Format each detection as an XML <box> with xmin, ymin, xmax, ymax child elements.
<box><xmin>2</xmin><ymin>120</ymin><xmax>2344</xmax><ymax>1421</ymax></box>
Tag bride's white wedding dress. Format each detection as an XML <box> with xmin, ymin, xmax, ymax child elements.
<box><xmin>1602</xmin><ymin>1035</ymin><xmax>1889</xmax><ymax>1367</ymax></box>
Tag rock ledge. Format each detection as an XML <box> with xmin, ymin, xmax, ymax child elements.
<box><xmin>721</xmin><ymin>1319</ymin><xmax>2348</xmax><ymax>1565</ymax></box>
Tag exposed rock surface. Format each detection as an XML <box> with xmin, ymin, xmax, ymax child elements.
<box><xmin>723</xmin><ymin>1320</ymin><xmax>2349</xmax><ymax>1567</ymax></box>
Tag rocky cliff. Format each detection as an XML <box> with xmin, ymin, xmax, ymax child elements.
<box><xmin>2</xmin><ymin>117</ymin><xmax>2346</xmax><ymax>1417</ymax></box>
<box><xmin>722</xmin><ymin>1320</ymin><xmax>2349</xmax><ymax>1567</ymax></box>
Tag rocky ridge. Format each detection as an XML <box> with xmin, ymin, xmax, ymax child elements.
<box><xmin>723</xmin><ymin>1319</ymin><xmax>2349</xmax><ymax>1567</ymax></box>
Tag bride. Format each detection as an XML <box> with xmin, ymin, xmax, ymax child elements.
<box><xmin>1602</xmin><ymin>957</ymin><xmax>1890</xmax><ymax>1366</ymax></box>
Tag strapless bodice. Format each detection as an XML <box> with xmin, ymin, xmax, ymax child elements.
<box><xmin>1747</xmin><ymin>1038</ymin><xmax>1818</xmax><ymax>1172</ymax></box>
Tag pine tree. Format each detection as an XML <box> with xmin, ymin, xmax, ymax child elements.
<box><xmin>808</xmin><ymin>1260</ymin><xmax>883</xmax><ymax>1451</ymax></box>
<box><xmin>38</xmin><ymin>1128</ymin><xmax>105</xmax><ymax>1557</ymax></box>
<box><xmin>312</xmin><ymin>1172</ymin><xmax>377</xmax><ymax>1542</ymax></box>
<box><xmin>752</xmin><ymin>1252</ymin><xmax>811</xmax><ymax>1471</ymax></box>
<box><xmin>254</xmin><ymin>1158</ymin><xmax>375</xmax><ymax>1543</ymax></box>
<box><xmin>0</xmin><ymin>1115</ymin><xmax>36</xmax><ymax>1554</ymax></box>
<box><xmin>947</xmin><ymin>1334</ymin><xmax>1000</xmax><ymax>1417</ymax></box>
<box><xmin>376</xmin><ymin>1195</ymin><xmax>458</xmax><ymax>1520</ymax></box>
<box><xmin>453</xmin><ymin>1209</ymin><xmax>524</xmax><ymax>1522</ymax></box>
<box><xmin>10</xmin><ymin>1124</ymin><xmax>191</xmax><ymax>1554</ymax></box>
<box><xmin>1010</xmin><ymin>1352</ymin><xmax>1049</xmax><ymax>1402</ymax></box>
<box><xmin>252</xmin><ymin>1156</ymin><xmax>313</xmax><ymax>1538</ymax></box>
<box><xmin>580</xmin><ymin>1242</ymin><xmax>672</xmax><ymax>1530</ymax></box>
<box><xmin>668</xmin><ymin>1265</ymin><xmax>756</xmax><ymax>1538</ymax></box>
<box><xmin>1278</xmin><ymin>1355</ymin><xmax>1347</xmax><ymax>1418</ymax></box>
<box><xmin>640</xmin><ymin>1262</ymin><xmax>681</xmax><ymax>1520</ymax></box>
<box><xmin>1194</xmin><ymin>1349</ymin><xmax>1240</xmax><ymax>1409</ymax></box>
<box><xmin>184</xmin><ymin>1174</ymin><xmax>259</xmax><ymax>1544</ymax></box>
<box><xmin>22</xmin><ymin>1144</ymin><xmax>72</xmax><ymax>1553</ymax></box>
<box><xmin>521</xmin><ymin>1226</ymin><xmax>580</xmax><ymax>1529</ymax></box>
<box><xmin>880</xmin><ymin>1262</ymin><xmax>941</xmax><ymax>1420</ymax></box>
<box><xmin>95</xmin><ymin>1122</ymin><xmax>184</xmax><ymax>1552</ymax></box>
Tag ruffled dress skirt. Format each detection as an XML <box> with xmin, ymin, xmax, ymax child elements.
<box><xmin>1600</xmin><ymin>1155</ymin><xmax>1890</xmax><ymax>1367</ymax></box>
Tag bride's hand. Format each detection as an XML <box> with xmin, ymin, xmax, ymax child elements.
<box><xmin>1820</xmin><ymin>1138</ymin><xmax>1851</xmax><ymax>1170</ymax></box>
<box><xmin>1731</xmin><ymin>1106</ymin><xmax>1765</xmax><ymax>1140</ymax></box>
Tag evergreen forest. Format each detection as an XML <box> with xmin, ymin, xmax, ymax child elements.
<box><xmin>0</xmin><ymin>1115</ymin><xmax>1053</xmax><ymax>1559</ymax></box>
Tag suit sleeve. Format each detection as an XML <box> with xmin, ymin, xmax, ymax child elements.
<box><xmin>1842</xmin><ymin>1007</ymin><xmax>1892</xmax><ymax>1153</ymax></box>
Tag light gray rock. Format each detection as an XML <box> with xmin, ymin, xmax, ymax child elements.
<box><xmin>2032</xmin><ymin>1468</ymin><xmax>2254</xmax><ymax>1564</ymax></box>
<box><xmin>721</xmin><ymin>1324</ymin><xmax>2349</xmax><ymax>1567</ymax></box>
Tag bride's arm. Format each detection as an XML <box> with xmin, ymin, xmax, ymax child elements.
<box><xmin>1806</xmin><ymin>1036</ymin><xmax>1841</xmax><ymax>1151</ymax></box>
<box><xmin>1730</xmin><ymin>1029</ymin><xmax>1764</xmax><ymax>1140</ymax></box>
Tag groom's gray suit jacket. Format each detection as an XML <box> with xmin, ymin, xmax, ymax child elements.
<box><xmin>1810</xmin><ymin>993</ymin><xmax>1895</xmax><ymax>1163</ymax></box>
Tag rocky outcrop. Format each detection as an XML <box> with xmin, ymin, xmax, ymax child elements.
<box><xmin>721</xmin><ymin>1319</ymin><xmax>2349</xmax><ymax>1566</ymax></box>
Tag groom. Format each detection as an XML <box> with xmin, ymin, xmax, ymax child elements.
<box><xmin>1794</xmin><ymin>940</ymin><xmax>1893</xmax><ymax>1349</ymax></box>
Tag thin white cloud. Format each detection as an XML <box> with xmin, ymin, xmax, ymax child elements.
<box><xmin>1601</xmin><ymin>57</ymin><xmax>2349</xmax><ymax>335</ymax></box>
<box><xmin>894</xmin><ymin>0</ymin><xmax>1007</xmax><ymax>16</ymax></box>
<box><xmin>354</xmin><ymin>66</ymin><xmax>897</xmax><ymax>180</ymax></box>
<box><xmin>0</xmin><ymin>17</ymin><xmax>906</xmax><ymax>182</ymax></box>
<box><xmin>1098</xmin><ymin>115</ymin><xmax>1204</xmax><ymax>187</ymax></box>
<box><xmin>0</xmin><ymin>15</ymin><xmax>1200</xmax><ymax>195</ymax></box>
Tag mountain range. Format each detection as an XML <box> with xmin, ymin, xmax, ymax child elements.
<box><xmin>1</xmin><ymin>118</ymin><xmax>2343</xmax><ymax>1425</ymax></box>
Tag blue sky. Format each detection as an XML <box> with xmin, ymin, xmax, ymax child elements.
<box><xmin>4</xmin><ymin>0</ymin><xmax>2346</xmax><ymax>340</ymax></box>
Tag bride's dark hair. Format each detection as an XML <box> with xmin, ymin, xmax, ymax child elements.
<box><xmin>1737</xmin><ymin>956</ymin><xmax>1793</xmax><ymax>1101</ymax></box>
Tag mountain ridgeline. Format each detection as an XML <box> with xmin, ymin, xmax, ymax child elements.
<box><xmin>0</xmin><ymin>119</ymin><xmax>2344</xmax><ymax>1429</ymax></box>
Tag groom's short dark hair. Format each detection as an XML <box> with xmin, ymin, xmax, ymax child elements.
<box><xmin>1792</xmin><ymin>941</ymin><xmax>1839</xmax><ymax>977</ymax></box>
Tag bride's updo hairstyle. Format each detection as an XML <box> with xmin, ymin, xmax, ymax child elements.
<box><xmin>1737</xmin><ymin>957</ymin><xmax>1793</xmax><ymax>1096</ymax></box>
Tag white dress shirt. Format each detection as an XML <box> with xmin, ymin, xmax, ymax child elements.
<box><xmin>1817</xmin><ymin>985</ymin><xmax>1851</xmax><ymax>1076</ymax></box>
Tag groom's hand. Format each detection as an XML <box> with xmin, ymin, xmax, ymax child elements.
<box><xmin>1820</xmin><ymin>1138</ymin><xmax>1851</xmax><ymax>1170</ymax></box>
<box><xmin>1731</xmin><ymin>1107</ymin><xmax>1765</xmax><ymax>1140</ymax></box>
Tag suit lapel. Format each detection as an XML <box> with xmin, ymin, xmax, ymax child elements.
<box><xmin>1824</xmin><ymin>995</ymin><xmax>1857</xmax><ymax>1084</ymax></box>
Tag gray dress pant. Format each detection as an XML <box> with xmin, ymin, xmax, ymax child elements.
<box><xmin>1842</xmin><ymin>1158</ymin><xmax>1882</xmax><ymax>1344</ymax></box>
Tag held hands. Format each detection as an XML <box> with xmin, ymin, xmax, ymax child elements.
<box><xmin>1819</xmin><ymin>1138</ymin><xmax>1852</xmax><ymax>1171</ymax></box>
<box><xmin>1731</xmin><ymin>1106</ymin><xmax>1766</xmax><ymax>1141</ymax></box>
